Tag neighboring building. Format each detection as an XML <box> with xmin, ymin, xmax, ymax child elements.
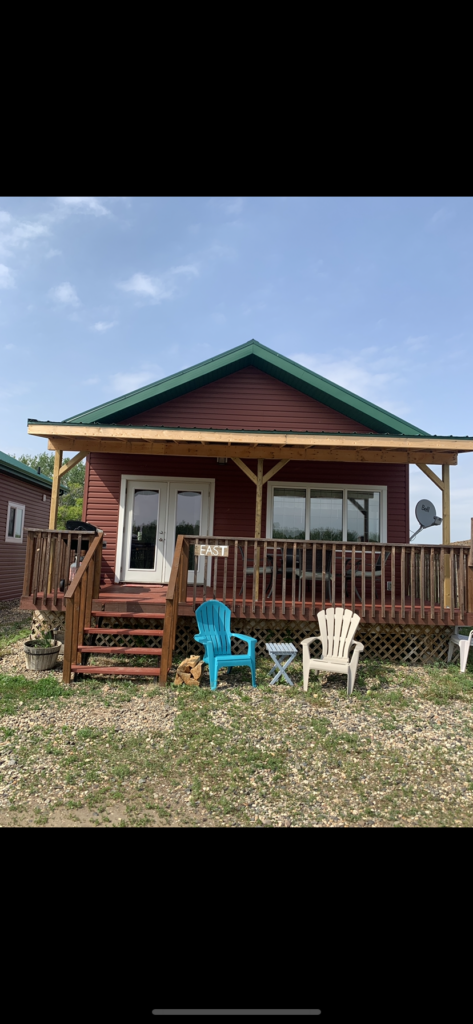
<box><xmin>0</xmin><ymin>451</ymin><xmax>53</xmax><ymax>601</ymax></box>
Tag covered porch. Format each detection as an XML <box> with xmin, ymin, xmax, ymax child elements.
<box><xmin>20</xmin><ymin>421</ymin><xmax>473</xmax><ymax>682</ymax></box>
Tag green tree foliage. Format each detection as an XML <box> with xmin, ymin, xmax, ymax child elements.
<box><xmin>11</xmin><ymin>452</ymin><xmax>85</xmax><ymax>529</ymax></box>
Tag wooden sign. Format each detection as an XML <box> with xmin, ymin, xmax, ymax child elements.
<box><xmin>195</xmin><ymin>543</ymin><xmax>229</xmax><ymax>557</ymax></box>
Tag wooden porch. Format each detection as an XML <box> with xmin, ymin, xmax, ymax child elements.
<box><xmin>20</xmin><ymin>529</ymin><xmax>473</xmax><ymax>684</ymax></box>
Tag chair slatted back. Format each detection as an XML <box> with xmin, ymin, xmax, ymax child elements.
<box><xmin>317</xmin><ymin>607</ymin><xmax>360</xmax><ymax>660</ymax></box>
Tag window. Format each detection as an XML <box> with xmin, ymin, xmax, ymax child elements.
<box><xmin>268</xmin><ymin>483</ymin><xmax>386</xmax><ymax>543</ymax></box>
<box><xmin>5</xmin><ymin>502</ymin><xmax>25</xmax><ymax>543</ymax></box>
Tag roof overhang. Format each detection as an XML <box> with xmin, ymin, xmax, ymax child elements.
<box><xmin>27</xmin><ymin>421</ymin><xmax>473</xmax><ymax>465</ymax></box>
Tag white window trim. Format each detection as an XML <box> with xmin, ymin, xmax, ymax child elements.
<box><xmin>5</xmin><ymin>501</ymin><xmax>25</xmax><ymax>544</ymax></box>
<box><xmin>115</xmin><ymin>475</ymin><xmax>215</xmax><ymax>583</ymax></box>
<box><xmin>265</xmin><ymin>481</ymin><xmax>387</xmax><ymax>543</ymax></box>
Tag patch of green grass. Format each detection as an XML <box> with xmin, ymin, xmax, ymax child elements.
<box><xmin>0</xmin><ymin>673</ymin><xmax>71</xmax><ymax>716</ymax></box>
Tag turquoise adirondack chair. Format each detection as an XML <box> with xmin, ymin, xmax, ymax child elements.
<box><xmin>194</xmin><ymin>600</ymin><xmax>257</xmax><ymax>690</ymax></box>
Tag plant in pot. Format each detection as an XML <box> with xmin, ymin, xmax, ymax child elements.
<box><xmin>24</xmin><ymin>627</ymin><xmax>62</xmax><ymax>672</ymax></box>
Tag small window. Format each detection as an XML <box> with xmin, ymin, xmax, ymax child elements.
<box><xmin>5</xmin><ymin>502</ymin><xmax>25</xmax><ymax>543</ymax></box>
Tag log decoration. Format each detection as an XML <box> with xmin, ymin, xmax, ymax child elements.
<box><xmin>175</xmin><ymin>655</ymin><xmax>203</xmax><ymax>686</ymax></box>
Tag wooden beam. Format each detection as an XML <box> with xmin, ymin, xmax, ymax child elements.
<box><xmin>43</xmin><ymin>435</ymin><xmax>459</xmax><ymax>465</ymax></box>
<box><xmin>262</xmin><ymin>459</ymin><xmax>290</xmax><ymax>484</ymax></box>
<box><xmin>49</xmin><ymin>450</ymin><xmax>62</xmax><ymax>529</ymax></box>
<box><xmin>418</xmin><ymin>464</ymin><xmax>444</xmax><ymax>490</ymax></box>
<box><xmin>231</xmin><ymin>457</ymin><xmax>257</xmax><ymax>484</ymax></box>
<box><xmin>255</xmin><ymin>460</ymin><xmax>264</xmax><ymax>538</ymax></box>
<box><xmin>443</xmin><ymin>464</ymin><xmax>451</xmax><ymax>608</ymax></box>
<box><xmin>58</xmin><ymin>451</ymin><xmax>88</xmax><ymax>477</ymax></box>
<box><xmin>28</xmin><ymin>421</ymin><xmax>473</xmax><ymax>452</ymax></box>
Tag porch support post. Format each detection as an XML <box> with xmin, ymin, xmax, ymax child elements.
<box><xmin>443</xmin><ymin>464</ymin><xmax>451</xmax><ymax>607</ymax></box>
<box><xmin>49</xmin><ymin>450</ymin><xmax>63</xmax><ymax>529</ymax></box>
<box><xmin>468</xmin><ymin>517</ymin><xmax>473</xmax><ymax>613</ymax></box>
<box><xmin>254</xmin><ymin>459</ymin><xmax>264</xmax><ymax>601</ymax></box>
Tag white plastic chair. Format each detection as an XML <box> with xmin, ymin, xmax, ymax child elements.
<box><xmin>447</xmin><ymin>629</ymin><xmax>473</xmax><ymax>673</ymax></box>
<box><xmin>301</xmin><ymin>607</ymin><xmax>364</xmax><ymax>695</ymax></box>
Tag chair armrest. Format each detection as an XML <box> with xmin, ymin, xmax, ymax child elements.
<box><xmin>194</xmin><ymin>634</ymin><xmax>209</xmax><ymax>644</ymax></box>
<box><xmin>350</xmin><ymin>641</ymin><xmax>364</xmax><ymax>653</ymax></box>
<box><xmin>301</xmin><ymin>636</ymin><xmax>322</xmax><ymax>648</ymax></box>
<box><xmin>231</xmin><ymin>632</ymin><xmax>257</xmax><ymax>650</ymax></box>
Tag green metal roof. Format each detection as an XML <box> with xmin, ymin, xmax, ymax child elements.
<box><xmin>25</xmin><ymin>422</ymin><xmax>473</xmax><ymax>442</ymax></box>
<box><xmin>57</xmin><ymin>340</ymin><xmax>431</xmax><ymax>437</ymax></box>
<box><xmin>0</xmin><ymin>450</ymin><xmax>54</xmax><ymax>489</ymax></box>
<box><xmin>0</xmin><ymin>451</ymin><xmax>68</xmax><ymax>493</ymax></box>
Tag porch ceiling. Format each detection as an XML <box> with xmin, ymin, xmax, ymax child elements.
<box><xmin>27</xmin><ymin>421</ymin><xmax>473</xmax><ymax>464</ymax></box>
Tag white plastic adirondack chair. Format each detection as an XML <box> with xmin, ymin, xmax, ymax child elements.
<box><xmin>301</xmin><ymin>607</ymin><xmax>364</xmax><ymax>695</ymax></box>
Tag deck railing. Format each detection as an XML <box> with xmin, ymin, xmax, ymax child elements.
<box><xmin>183</xmin><ymin>538</ymin><xmax>473</xmax><ymax>623</ymax></box>
<box><xmin>22</xmin><ymin>528</ymin><xmax>97</xmax><ymax>609</ymax></box>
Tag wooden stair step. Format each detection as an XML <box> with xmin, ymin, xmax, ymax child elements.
<box><xmin>71</xmin><ymin>665</ymin><xmax>161</xmax><ymax>677</ymax></box>
<box><xmin>91</xmin><ymin>612</ymin><xmax>165</xmax><ymax>619</ymax></box>
<box><xmin>78</xmin><ymin>646</ymin><xmax>162</xmax><ymax>656</ymax></box>
<box><xmin>85</xmin><ymin>628</ymin><xmax>164</xmax><ymax>636</ymax></box>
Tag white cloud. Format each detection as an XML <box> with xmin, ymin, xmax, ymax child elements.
<box><xmin>0</xmin><ymin>211</ymin><xmax>49</xmax><ymax>258</ymax></box>
<box><xmin>93</xmin><ymin>321</ymin><xmax>117</xmax><ymax>332</ymax></box>
<box><xmin>428</xmin><ymin>207</ymin><xmax>454</xmax><ymax>229</ymax></box>
<box><xmin>109</xmin><ymin>371</ymin><xmax>158</xmax><ymax>394</ymax></box>
<box><xmin>45</xmin><ymin>248</ymin><xmax>61</xmax><ymax>258</ymax></box>
<box><xmin>0</xmin><ymin>264</ymin><xmax>15</xmax><ymax>289</ymax></box>
<box><xmin>293</xmin><ymin>352</ymin><xmax>399</xmax><ymax>399</ymax></box>
<box><xmin>118</xmin><ymin>264</ymin><xmax>198</xmax><ymax>304</ymax></box>
<box><xmin>49</xmin><ymin>282</ymin><xmax>80</xmax><ymax>307</ymax></box>
<box><xmin>405</xmin><ymin>335</ymin><xmax>428</xmax><ymax>350</ymax></box>
<box><xmin>56</xmin><ymin>196</ymin><xmax>110</xmax><ymax>216</ymax></box>
<box><xmin>225</xmin><ymin>197</ymin><xmax>244</xmax><ymax>215</ymax></box>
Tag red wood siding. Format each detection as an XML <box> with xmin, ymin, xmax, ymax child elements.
<box><xmin>123</xmin><ymin>366</ymin><xmax>374</xmax><ymax>433</ymax></box>
<box><xmin>0</xmin><ymin>471</ymin><xmax>51</xmax><ymax>601</ymax></box>
<box><xmin>84</xmin><ymin>454</ymin><xmax>409</xmax><ymax>586</ymax></box>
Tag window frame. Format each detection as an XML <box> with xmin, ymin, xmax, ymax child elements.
<box><xmin>5</xmin><ymin>501</ymin><xmax>26</xmax><ymax>544</ymax></box>
<box><xmin>266</xmin><ymin>481</ymin><xmax>387</xmax><ymax>543</ymax></box>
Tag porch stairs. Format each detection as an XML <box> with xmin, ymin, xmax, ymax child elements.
<box><xmin>71</xmin><ymin>612</ymin><xmax>165</xmax><ymax>681</ymax></box>
<box><xmin>62</xmin><ymin>535</ymin><xmax>189</xmax><ymax>685</ymax></box>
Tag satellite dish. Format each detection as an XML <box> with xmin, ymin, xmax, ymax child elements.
<box><xmin>410</xmin><ymin>500</ymin><xmax>442</xmax><ymax>541</ymax></box>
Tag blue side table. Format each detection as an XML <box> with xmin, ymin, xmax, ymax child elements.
<box><xmin>266</xmin><ymin>642</ymin><xmax>298</xmax><ymax>686</ymax></box>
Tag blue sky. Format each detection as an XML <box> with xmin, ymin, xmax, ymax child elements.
<box><xmin>1</xmin><ymin>195</ymin><xmax>472</xmax><ymax>539</ymax></box>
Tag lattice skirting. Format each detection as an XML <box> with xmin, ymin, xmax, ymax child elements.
<box><xmin>173</xmin><ymin>617</ymin><xmax>458</xmax><ymax>664</ymax></box>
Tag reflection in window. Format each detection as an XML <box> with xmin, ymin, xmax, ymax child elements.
<box><xmin>272</xmin><ymin>488</ymin><xmax>306</xmax><ymax>539</ymax></box>
<box><xmin>347</xmin><ymin>491</ymin><xmax>380</xmax><ymax>542</ymax></box>
<box><xmin>130</xmin><ymin>489</ymin><xmax>159</xmax><ymax>570</ymax></box>
<box><xmin>310</xmin><ymin>490</ymin><xmax>343</xmax><ymax>541</ymax></box>
<box><xmin>175</xmin><ymin>491</ymin><xmax>202</xmax><ymax>571</ymax></box>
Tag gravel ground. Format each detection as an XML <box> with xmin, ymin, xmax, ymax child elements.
<box><xmin>2</xmin><ymin>599</ymin><xmax>473</xmax><ymax>828</ymax></box>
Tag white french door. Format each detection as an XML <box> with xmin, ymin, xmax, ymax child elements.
<box><xmin>120</xmin><ymin>477</ymin><xmax>213</xmax><ymax>584</ymax></box>
<box><xmin>165</xmin><ymin>481</ymin><xmax>211</xmax><ymax>585</ymax></box>
<box><xmin>122</xmin><ymin>481</ymin><xmax>169</xmax><ymax>583</ymax></box>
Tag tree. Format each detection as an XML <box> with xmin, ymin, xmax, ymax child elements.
<box><xmin>11</xmin><ymin>451</ymin><xmax>86</xmax><ymax>529</ymax></box>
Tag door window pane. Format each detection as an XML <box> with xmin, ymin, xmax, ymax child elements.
<box><xmin>175</xmin><ymin>490</ymin><xmax>202</xmax><ymax>571</ymax></box>
<box><xmin>272</xmin><ymin>488</ymin><xmax>306</xmax><ymax>539</ymax></box>
<box><xmin>129</xmin><ymin>490</ymin><xmax>159</xmax><ymax>570</ymax></box>
<box><xmin>310</xmin><ymin>490</ymin><xmax>343</xmax><ymax>541</ymax></box>
<box><xmin>347</xmin><ymin>491</ymin><xmax>380</xmax><ymax>542</ymax></box>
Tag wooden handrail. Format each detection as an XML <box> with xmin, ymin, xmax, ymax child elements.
<box><xmin>160</xmin><ymin>535</ymin><xmax>189</xmax><ymax>684</ymax></box>
<box><xmin>64</xmin><ymin>532</ymin><xmax>103</xmax><ymax>599</ymax></box>
<box><xmin>63</xmin><ymin>532</ymin><xmax>103</xmax><ymax>683</ymax></box>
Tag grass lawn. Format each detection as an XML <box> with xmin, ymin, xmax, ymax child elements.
<box><xmin>1</xmin><ymin>641</ymin><xmax>473</xmax><ymax>827</ymax></box>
